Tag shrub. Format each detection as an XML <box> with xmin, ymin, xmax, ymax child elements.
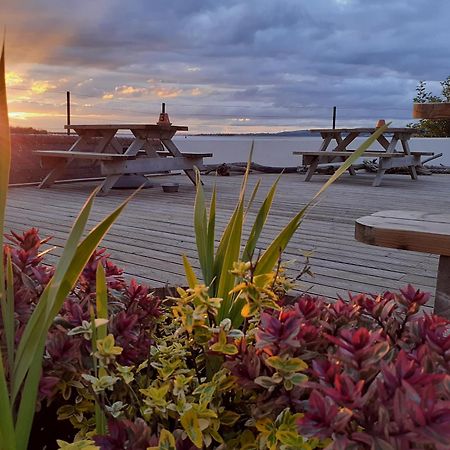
<box><xmin>5</xmin><ymin>231</ymin><xmax>450</xmax><ymax>449</ymax></box>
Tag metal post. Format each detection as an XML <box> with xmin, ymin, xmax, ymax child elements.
<box><xmin>66</xmin><ymin>91</ymin><xmax>71</xmax><ymax>135</ymax></box>
<box><xmin>332</xmin><ymin>106</ymin><xmax>336</xmax><ymax>129</ymax></box>
<box><xmin>162</xmin><ymin>102</ymin><xmax>166</xmax><ymax>114</ymax></box>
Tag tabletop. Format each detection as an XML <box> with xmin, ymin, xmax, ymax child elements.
<box><xmin>355</xmin><ymin>210</ymin><xmax>450</xmax><ymax>256</ymax></box>
<box><xmin>64</xmin><ymin>124</ymin><xmax>189</xmax><ymax>132</ymax></box>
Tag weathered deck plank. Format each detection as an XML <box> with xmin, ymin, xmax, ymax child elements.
<box><xmin>5</xmin><ymin>172</ymin><xmax>450</xmax><ymax>309</ymax></box>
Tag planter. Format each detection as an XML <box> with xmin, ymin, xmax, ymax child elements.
<box><xmin>30</xmin><ymin>402</ymin><xmax>74</xmax><ymax>449</ymax></box>
<box><xmin>413</xmin><ymin>102</ymin><xmax>450</xmax><ymax>119</ymax></box>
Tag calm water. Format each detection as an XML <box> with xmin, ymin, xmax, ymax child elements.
<box><xmin>174</xmin><ymin>136</ymin><xmax>450</xmax><ymax>167</ymax></box>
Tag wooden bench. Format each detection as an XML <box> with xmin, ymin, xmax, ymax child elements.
<box><xmin>34</xmin><ymin>149</ymin><xmax>212</xmax><ymax>194</ymax></box>
<box><xmin>35</xmin><ymin>150</ymin><xmax>212</xmax><ymax>170</ymax></box>
<box><xmin>35</xmin><ymin>150</ymin><xmax>132</xmax><ymax>160</ymax></box>
<box><xmin>355</xmin><ymin>210</ymin><xmax>450</xmax><ymax>318</ymax></box>
<box><xmin>294</xmin><ymin>151</ymin><xmax>434</xmax><ymax>186</ymax></box>
<box><xmin>35</xmin><ymin>150</ymin><xmax>212</xmax><ymax>161</ymax></box>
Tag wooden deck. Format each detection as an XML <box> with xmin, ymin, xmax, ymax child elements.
<box><xmin>6</xmin><ymin>172</ymin><xmax>450</xmax><ymax>310</ymax></box>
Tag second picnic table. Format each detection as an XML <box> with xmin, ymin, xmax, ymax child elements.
<box><xmin>294</xmin><ymin>127</ymin><xmax>433</xmax><ymax>186</ymax></box>
<box><xmin>35</xmin><ymin>123</ymin><xmax>212</xmax><ymax>195</ymax></box>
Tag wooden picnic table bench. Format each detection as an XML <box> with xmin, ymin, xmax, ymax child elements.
<box><xmin>34</xmin><ymin>123</ymin><xmax>212</xmax><ymax>195</ymax></box>
<box><xmin>35</xmin><ymin>150</ymin><xmax>133</xmax><ymax>162</ymax></box>
<box><xmin>295</xmin><ymin>151</ymin><xmax>433</xmax><ymax>164</ymax></box>
<box><xmin>355</xmin><ymin>210</ymin><xmax>450</xmax><ymax>318</ymax></box>
<box><xmin>294</xmin><ymin>127</ymin><xmax>432</xmax><ymax>186</ymax></box>
<box><xmin>35</xmin><ymin>150</ymin><xmax>212</xmax><ymax>164</ymax></box>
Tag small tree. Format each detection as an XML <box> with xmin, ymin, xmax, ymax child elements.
<box><xmin>409</xmin><ymin>76</ymin><xmax>450</xmax><ymax>137</ymax></box>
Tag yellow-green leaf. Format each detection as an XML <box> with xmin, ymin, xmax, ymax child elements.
<box><xmin>220</xmin><ymin>410</ymin><xmax>241</xmax><ymax>426</ymax></box>
<box><xmin>157</xmin><ymin>429</ymin><xmax>176</xmax><ymax>450</ymax></box>
<box><xmin>3</xmin><ymin>252</ymin><xmax>15</xmax><ymax>366</ymax></box>
<box><xmin>0</xmin><ymin>42</ymin><xmax>11</xmax><ymax>299</ymax></box>
<box><xmin>180</xmin><ymin>408</ymin><xmax>203</xmax><ymax>448</ymax></box>
<box><xmin>0</xmin><ymin>348</ymin><xmax>16</xmax><ymax>450</ymax></box>
<box><xmin>194</xmin><ymin>169</ymin><xmax>211</xmax><ymax>284</ymax></box>
<box><xmin>97</xmin><ymin>334</ymin><xmax>122</xmax><ymax>356</ymax></box>
<box><xmin>57</xmin><ymin>439</ymin><xmax>99</xmax><ymax>450</ymax></box>
<box><xmin>243</xmin><ymin>175</ymin><xmax>280</xmax><ymax>261</ymax></box>
<box><xmin>183</xmin><ymin>255</ymin><xmax>198</xmax><ymax>289</ymax></box>
<box><xmin>276</xmin><ymin>427</ymin><xmax>301</xmax><ymax>446</ymax></box>
<box><xmin>95</xmin><ymin>263</ymin><xmax>108</xmax><ymax>341</ymax></box>
<box><xmin>266</xmin><ymin>356</ymin><xmax>308</xmax><ymax>373</ymax></box>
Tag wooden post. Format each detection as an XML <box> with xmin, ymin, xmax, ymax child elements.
<box><xmin>435</xmin><ymin>255</ymin><xmax>450</xmax><ymax>318</ymax></box>
<box><xmin>66</xmin><ymin>91</ymin><xmax>71</xmax><ymax>135</ymax></box>
<box><xmin>332</xmin><ymin>106</ymin><xmax>336</xmax><ymax>129</ymax></box>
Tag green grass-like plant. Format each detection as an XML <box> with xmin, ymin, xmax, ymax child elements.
<box><xmin>0</xmin><ymin>44</ymin><xmax>131</xmax><ymax>450</ymax></box>
<box><xmin>185</xmin><ymin>130</ymin><xmax>388</xmax><ymax>328</ymax></box>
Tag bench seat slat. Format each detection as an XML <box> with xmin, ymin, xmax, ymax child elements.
<box><xmin>35</xmin><ymin>150</ymin><xmax>212</xmax><ymax>160</ymax></box>
<box><xmin>34</xmin><ymin>150</ymin><xmax>130</xmax><ymax>160</ymax></box>
<box><xmin>293</xmin><ymin>151</ymin><xmax>434</xmax><ymax>157</ymax></box>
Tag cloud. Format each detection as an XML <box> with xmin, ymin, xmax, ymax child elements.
<box><xmin>151</xmin><ymin>87</ymin><xmax>183</xmax><ymax>99</ymax></box>
<box><xmin>3</xmin><ymin>0</ymin><xmax>450</xmax><ymax>132</ymax></box>
<box><xmin>115</xmin><ymin>85</ymin><xmax>148</xmax><ymax>96</ymax></box>
<box><xmin>5</xmin><ymin>72</ymin><xmax>24</xmax><ymax>86</ymax></box>
<box><xmin>76</xmin><ymin>78</ymin><xmax>93</xmax><ymax>87</ymax></box>
<box><xmin>190</xmin><ymin>88</ymin><xmax>203</xmax><ymax>96</ymax></box>
<box><xmin>31</xmin><ymin>80</ymin><xmax>57</xmax><ymax>94</ymax></box>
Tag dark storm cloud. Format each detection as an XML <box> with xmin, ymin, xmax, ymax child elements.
<box><xmin>2</xmin><ymin>0</ymin><xmax>450</xmax><ymax>130</ymax></box>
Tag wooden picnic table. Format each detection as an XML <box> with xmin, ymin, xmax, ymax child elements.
<box><xmin>294</xmin><ymin>127</ymin><xmax>432</xmax><ymax>187</ymax></box>
<box><xmin>35</xmin><ymin>123</ymin><xmax>211</xmax><ymax>195</ymax></box>
<box><xmin>355</xmin><ymin>210</ymin><xmax>450</xmax><ymax>318</ymax></box>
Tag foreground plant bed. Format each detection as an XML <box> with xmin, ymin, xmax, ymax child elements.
<box><xmin>2</xmin><ymin>229</ymin><xmax>449</xmax><ymax>450</ymax></box>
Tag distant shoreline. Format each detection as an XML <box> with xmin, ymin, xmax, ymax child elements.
<box><xmin>191</xmin><ymin>130</ymin><xmax>312</xmax><ymax>137</ymax></box>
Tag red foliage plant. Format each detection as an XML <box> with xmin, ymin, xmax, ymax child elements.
<box><xmin>227</xmin><ymin>291</ymin><xmax>450</xmax><ymax>449</ymax></box>
<box><xmin>2</xmin><ymin>228</ymin><xmax>450</xmax><ymax>449</ymax></box>
<box><xmin>1</xmin><ymin>229</ymin><xmax>162</xmax><ymax>407</ymax></box>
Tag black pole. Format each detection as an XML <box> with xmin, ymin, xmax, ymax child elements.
<box><xmin>332</xmin><ymin>106</ymin><xmax>336</xmax><ymax>129</ymax></box>
<box><xmin>162</xmin><ymin>102</ymin><xmax>166</xmax><ymax>114</ymax></box>
<box><xmin>66</xmin><ymin>91</ymin><xmax>71</xmax><ymax>135</ymax></box>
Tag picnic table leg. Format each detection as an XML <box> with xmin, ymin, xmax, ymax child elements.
<box><xmin>161</xmin><ymin>139</ymin><xmax>201</xmax><ymax>186</ymax></box>
<box><xmin>182</xmin><ymin>168</ymin><xmax>198</xmax><ymax>185</ymax></box>
<box><xmin>304</xmin><ymin>157</ymin><xmax>319</xmax><ymax>181</ymax></box>
<box><xmin>401</xmin><ymin>140</ymin><xmax>418</xmax><ymax>181</ymax></box>
<box><xmin>434</xmin><ymin>255</ymin><xmax>450</xmax><ymax>318</ymax></box>
<box><xmin>408</xmin><ymin>165</ymin><xmax>418</xmax><ymax>180</ymax></box>
<box><xmin>98</xmin><ymin>175</ymin><xmax>122</xmax><ymax>196</ymax></box>
<box><xmin>372</xmin><ymin>168</ymin><xmax>386</xmax><ymax>187</ymax></box>
<box><xmin>38</xmin><ymin>134</ymin><xmax>87</xmax><ymax>188</ymax></box>
<box><xmin>38</xmin><ymin>161</ymin><xmax>68</xmax><ymax>188</ymax></box>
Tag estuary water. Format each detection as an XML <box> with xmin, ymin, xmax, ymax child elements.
<box><xmin>174</xmin><ymin>135</ymin><xmax>450</xmax><ymax>167</ymax></box>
